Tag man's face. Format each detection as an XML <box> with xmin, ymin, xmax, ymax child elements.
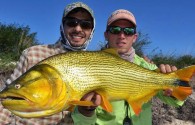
<box><xmin>64</xmin><ymin>11</ymin><xmax>93</xmax><ymax>47</ymax></box>
<box><xmin>105</xmin><ymin>20</ymin><xmax>137</xmax><ymax>54</ymax></box>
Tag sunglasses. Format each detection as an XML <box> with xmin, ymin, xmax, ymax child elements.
<box><xmin>64</xmin><ymin>17</ymin><xmax>93</xmax><ymax>29</ymax></box>
<box><xmin>107</xmin><ymin>26</ymin><xmax>136</xmax><ymax>35</ymax></box>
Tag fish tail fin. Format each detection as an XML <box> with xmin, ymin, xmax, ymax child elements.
<box><xmin>170</xmin><ymin>65</ymin><xmax>195</xmax><ymax>100</ymax></box>
<box><xmin>172</xmin><ymin>86</ymin><xmax>192</xmax><ymax>101</ymax></box>
<box><xmin>173</xmin><ymin>65</ymin><xmax>195</xmax><ymax>82</ymax></box>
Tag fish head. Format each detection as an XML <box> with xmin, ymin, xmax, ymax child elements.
<box><xmin>0</xmin><ymin>64</ymin><xmax>69</xmax><ymax>118</ymax></box>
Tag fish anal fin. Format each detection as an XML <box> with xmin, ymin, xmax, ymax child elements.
<box><xmin>127</xmin><ymin>90</ymin><xmax>158</xmax><ymax>116</ymax></box>
<box><xmin>128</xmin><ymin>101</ymin><xmax>142</xmax><ymax>116</ymax></box>
<box><xmin>95</xmin><ymin>90</ymin><xmax>112</xmax><ymax>112</ymax></box>
<box><xmin>173</xmin><ymin>65</ymin><xmax>195</xmax><ymax>82</ymax></box>
<box><xmin>172</xmin><ymin>86</ymin><xmax>192</xmax><ymax>101</ymax></box>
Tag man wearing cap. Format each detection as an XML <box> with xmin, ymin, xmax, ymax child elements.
<box><xmin>0</xmin><ymin>2</ymin><xmax>96</xmax><ymax>125</ymax></box>
<box><xmin>75</xmin><ymin>9</ymin><xmax>183</xmax><ymax>125</ymax></box>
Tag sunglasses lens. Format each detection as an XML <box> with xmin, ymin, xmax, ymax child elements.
<box><xmin>108</xmin><ymin>26</ymin><xmax>135</xmax><ymax>35</ymax></box>
<box><xmin>80</xmin><ymin>21</ymin><xmax>92</xmax><ymax>29</ymax></box>
<box><xmin>65</xmin><ymin>18</ymin><xmax>92</xmax><ymax>29</ymax></box>
<box><xmin>65</xmin><ymin>19</ymin><xmax>78</xmax><ymax>27</ymax></box>
<box><xmin>124</xmin><ymin>28</ymin><xmax>135</xmax><ymax>35</ymax></box>
<box><xmin>110</xmin><ymin>27</ymin><xmax>121</xmax><ymax>34</ymax></box>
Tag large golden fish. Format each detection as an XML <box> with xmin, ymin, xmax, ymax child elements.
<box><xmin>0</xmin><ymin>49</ymin><xmax>193</xmax><ymax>118</ymax></box>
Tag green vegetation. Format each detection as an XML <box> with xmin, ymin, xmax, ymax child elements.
<box><xmin>134</xmin><ymin>32</ymin><xmax>195</xmax><ymax>68</ymax></box>
<box><xmin>0</xmin><ymin>22</ymin><xmax>40</xmax><ymax>71</ymax></box>
<box><xmin>133</xmin><ymin>31</ymin><xmax>151</xmax><ymax>56</ymax></box>
<box><xmin>151</xmin><ymin>53</ymin><xmax>195</xmax><ymax>68</ymax></box>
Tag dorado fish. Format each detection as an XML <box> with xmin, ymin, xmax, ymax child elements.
<box><xmin>0</xmin><ymin>49</ymin><xmax>193</xmax><ymax>118</ymax></box>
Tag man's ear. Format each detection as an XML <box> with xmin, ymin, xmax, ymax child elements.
<box><xmin>104</xmin><ymin>31</ymin><xmax>108</xmax><ymax>41</ymax></box>
<box><xmin>132</xmin><ymin>33</ymin><xmax>138</xmax><ymax>43</ymax></box>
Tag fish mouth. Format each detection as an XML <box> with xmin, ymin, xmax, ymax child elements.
<box><xmin>0</xmin><ymin>93</ymin><xmax>27</xmax><ymax>103</ymax></box>
<box><xmin>1</xmin><ymin>96</ymin><xmax>25</xmax><ymax>101</ymax></box>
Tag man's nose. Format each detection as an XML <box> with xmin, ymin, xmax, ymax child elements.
<box><xmin>118</xmin><ymin>31</ymin><xmax>126</xmax><ymax>38</ymax></box>
<box><xmin>74</xmin><ymin>24</ymin><xmax>82</xmax><ymax>31</ymax></box>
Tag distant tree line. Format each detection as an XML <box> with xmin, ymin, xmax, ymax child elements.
<box><xmin>0</xmin><ymin>22</ymin><xmax>40</xmax><ymax>71</ymax></box>
<box><xmin>133</xmin><ymin>32</ymin><xmax>195</xmax><ymax>68</ymax></box>
<box><xmin>0</xmin><ymin>22</ymin><xmax>194</xmax><ymax>72</ymax></box>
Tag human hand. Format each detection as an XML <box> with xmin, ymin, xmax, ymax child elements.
<box><xmin>163</xmin><ymin>89</ymin><xmax>173</xmax><ymax>96</ymax></box>
<box><xmin>159</xmin><ymin>64</ymin><xmax>177</xmax><ymax>96</ymax></box>
<box><xmin>159</xmin><ymin>64</ymin><xmax>177</xmax><ymax>73</ymax></box>
<box><xmin>143</xmin><ymin>56</ymin><xmax>154</xmax><ymax>64</ymax></box>
<box><xmin>78</xmin><ymin>92</ymin><xmax>101</xmax><ymax>117</ymax></box>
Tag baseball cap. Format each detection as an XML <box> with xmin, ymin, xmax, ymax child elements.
<box><xmin>107</xmin><ymin>9</ymin><xmax>136</xmax><ymax>27</ymax></box>
<box><xmin>63</xmin><ymin>2</ymin><xmax>94</xmax><ymax>21</ymax></box>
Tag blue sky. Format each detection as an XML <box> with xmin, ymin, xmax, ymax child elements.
<box><xmin>1</xmin><ymin>0</ymin><xmax>195</xmax><ymax>56</ymax></box>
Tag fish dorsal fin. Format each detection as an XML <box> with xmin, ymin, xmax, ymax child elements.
<box><xmin>171</xmin><ymin>65</ymin><xmax>195</xmax><ymax>82</ymax></box>
<box><xmin>102</xmin><ymin>48</ymin><xmax>119</xmax><ymax>57</ymax></box>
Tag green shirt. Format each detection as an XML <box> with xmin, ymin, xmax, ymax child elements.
<box><xmin>71</xmin><ymin>54</ymin><xmax>183</xmax><ymax>125</ymax></box>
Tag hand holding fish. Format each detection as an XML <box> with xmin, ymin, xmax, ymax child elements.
<box><xmin>78</xmin><ymin>92</ymin><xmax>101</xmax><ymax>117</ymax></box>
<box><xmin>144</xmin><ymin>55</ymin><xmax>178</xmax><ymax>97</ymax></box>
<box><xmin>159</xmin><ymin>64</ymin><xmax>177</xmax><ymax>96</ymax></box>
<box><xmin>159</xmin><ymin>64</ymin><xmax>177</xmax><ymax>74</ymax></box>
<box><xmin>143</xmin><ymin>56</ymin><xmax>177</xmax><ymax>97</ymax></box>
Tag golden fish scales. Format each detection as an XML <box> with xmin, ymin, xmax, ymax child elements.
<box><xmin>40</xmin><ymin>51</ymin><xmax>179</xmax><ymax>101</ymax></box>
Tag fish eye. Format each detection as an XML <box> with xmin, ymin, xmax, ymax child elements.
<box><xmin>15</xmin><ymin>84</ymin><xmax>21</xmax><ymax>89</ymax></box>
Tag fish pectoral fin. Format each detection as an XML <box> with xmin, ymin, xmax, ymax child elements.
<box><xmin>66</xmin><ymin>105</ymin><xmax>75</xmax><ymax>112</ymax></box>
<box><xmin>127</xmin><ymin>90</ymin><xmax>158</xmax><ymax>116</ymax></box>
<box><xmin>96</xmin><ymin>90</ymin><xmax>112</xmax><ymax>112</ymax></box>
<box><xmin>172</xmin><ymin>86</ymin><xmax>192</xmax><ymax>101</ymax></box>
<box><xmin>66</xmin><ymin>100</ymin><xmax>96</xmax><ymax>112</ymax></box>
<box><xmin>69</xmin><ymin>100</ymin><xmax>95</xmax><ymax>106</ymax></box>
